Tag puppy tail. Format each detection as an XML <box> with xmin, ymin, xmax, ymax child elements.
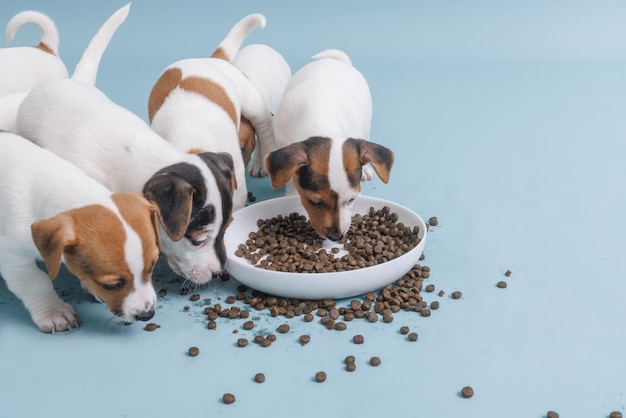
<box><xmin>312</xmin><ymin>49</ymin><xmax>352</xmax><ymax>66</ymax></box>
<box><xmin>6</xmin><ymin>11</ymin><xmax>60</xmax><ymax>55</ymax></box>
<box><xmin>71</xmin><ymin>3</ymin><xmax>131</xmax><ymax>85</ymax></box>
<box><xmin>211</xmin><ymin>13</ymin><xmax>266</xmax><ymax>62</ymax></box>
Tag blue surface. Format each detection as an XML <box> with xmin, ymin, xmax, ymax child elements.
<box><xmin>1</xmin><ymin>1</ymin><xmax>626</xmax><ymax>417</ymax></box>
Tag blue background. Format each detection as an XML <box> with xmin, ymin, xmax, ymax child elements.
<box><xmin>1</xmin><ymin>1</ymin><xmax>626</xmax><ymax>417</ymax></box>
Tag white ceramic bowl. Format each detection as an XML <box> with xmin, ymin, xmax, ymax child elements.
<box><xmin>224</xmin><ymin>195</ymin><xmax>427</xmax><ymax>300</ymax></box>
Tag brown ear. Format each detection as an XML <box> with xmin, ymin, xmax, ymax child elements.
<box><xmin>264</xmin><ymin>143</ymin><xmax>309</xmax><ymax>189</ymax></box>
<box><xmin>143</xmin><ymin>174</ymin><xmax>194</xmax><ymax>242</ymax></box>
<box><xmin>217</xmin><ymin>152</ymin><xmax>238</xmax><ymax>192</ymax></box>
<box><xmin>31</xmin><ymin>214</ymin><xmax>78</xmax><ymax>279</ymax></box>
<box><xmin>355</xmin><ymin>139</ymin><xmax>395</xmax><ymax>183</ymax></box>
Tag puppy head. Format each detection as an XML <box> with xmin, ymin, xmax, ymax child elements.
<box><xmin>31</xmin><ymin>192</ymin><xmax>161</xmax><ymax>323</ymax></box>
<box><xmin>238</xmin><ymin>116</ymin><xmax>256</xmax><ymax>167</ymax></box>
<box><xmin>265</xmin><ymin>137</ymin><xmax>394</xmax><ymax>241</ymax></box>
<box><xmin>142</xmin><ymin>153</ymin><xmax>235</xmax><ymax>285</ymax></box>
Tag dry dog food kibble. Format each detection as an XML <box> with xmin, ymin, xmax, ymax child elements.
<box><xmin>254</xmin><ymin>373</ymin><xmax>265</xmax><ymax>383</ymax></box>
<box><xmin>243</xmin><ymin>320</ymin><xmax>254</xmax><ymax>330</ymax></box>
<box><xmin>370</xmin><ymin>356</ymin><xmax>381</xmax><ymax>366</ymax></box>
<box><xmin>346</xmin><ymin>363</ymin><xmax>356</xmax><ymax>372</ymax></box>
<box><xmin>430</xmin><ymin>301</ymin><xmax>440</xmax><ymax>310</ymax></box>
<box><xmin>207</xmin><ymin>320</ymin><xmax>216</xmax><ymax>330</ymax></box>
<box><xmin>277</xmin><ymin>324</ymin><xmax>290</xmax><ymax>333</ymax></box>
<box><xmin>451</xmin><ymin>291</ymin><xmax>462</xmax><ymax>299</ymax></box>
<box><xmin>546</xmin><ymin>411</ymin><xmax>559</xmax><ymax>418</ymax></box>
<box><xmin>189</xmin><ymin>293</ymin><xmax>200</xmax><ymax>301</ymax></box>
<box><xmin>158</xmin><ymin>288</ymin><xmax>167</xmax><ymax>297</ymax></box>
<box><xmin>345</xmin><ymin>355</ymin><xmax>355</xmax><ymax>364</ymax></box>
<box><xmin>400</xmin><ymin>326</ymin><xmax>410</xmax><ymax>334</ymax></box>
<box><xmin>145</xmin><ymin>323</ymin><xmax>160</xmax><ymax>331</ymax></box>
<box><xmin>429</xmin><ymin>216</ymin><xmax>438</xmax><ymax>226</ymax></box>
<box><xmin>497</xmin><ymin>281</ymin><xmax>507</xmax><ymax>288</ymax></box>
<box><xmin>237</xmin><ymin>338</ymin><xmax>248</xmax><ymax>347</ymax></box>
<box><xmin>188</xmin><ymin>346</ymin><xmax>199</xmax><ymax>357</ymax></box>
<box><xmin>353</xmin><ymin>334</ymin><xmax>364</xmax><ymax>344</ymax></box>
<box><xmin>610</xmin><ymin>412</ymin><xmax>623</xmax><ymax>418</ymax></box>
<box><xmin>505</xmin><ymin>269</ymin><xmax>512</xmax><ymax>277</ymax></box>
<box><xmin>315</xmin><ymin>371</ymin><xmax>327</xmax><ymax>382</ymax></box>
<box><xmin>299</xmin><ymin>335</ymin><xmax>311</xmax><ymax>345</ymax></box>
<box><xmin>461</xmin><ymin>386</ymin><xmax>474</xmax><ymax>398</ymax></box>
<box><xmin>235</xmin><ymin>208</ymin><xmax>421</xmax><ymax>273</ymax></box>
<box><xmin>408</xmin><ymin>332</ymin><xmax>418</xmax><ymax>341</ymax></box>
<box><xmin>222</xmin><ymin>393</ymin><xmax>235</xmax><ymax>404</ymax></box>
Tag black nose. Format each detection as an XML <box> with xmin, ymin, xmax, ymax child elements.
<box><xmin>135</xmin><ymin>310</ymin><xmax>155</xmax><ymax>322</ymax></box>
<box><xmin>326</xmin><ymin>232</ymin><xmax>344</xmax><ymax>242</ymax></box>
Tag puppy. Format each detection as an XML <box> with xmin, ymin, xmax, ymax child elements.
<box><xmin>265</xmin><ymin>49</ymin><xmax>394</xmax><ymax>241</ymax></box>
<box><xmin>16</xmin><ymin>4</ymin><xmax>236</xmax><ymax>285</ymax></box>
<box><xmin>0</xmin><ymin>131</ymin><xmax>161</xmax><ymax>333</ymax></box>
<box><xmin>148</xmin><ymin>13</ymin><xmax>272</xmax><ymax>211</ymax></box>
<box><xmin>233</xmin><ymin>43</ymin><xmax>292</xmax><ymax>176</ymax></box>
<box><xmin>0</xmin><ymin>10</ymin><xmax>68</xmax><ymax>95</ymax></box>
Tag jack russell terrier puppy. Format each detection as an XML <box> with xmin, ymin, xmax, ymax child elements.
<box><xmin>16</xmin><ymin>4</ymin><xmax>236</xmax><ymax>286</ymax></box>
<box><xmin>148</xmin><ymin>13</ymin><xmax>272</xmax><ymax>211</ymax></box>
<box><xmin>265</xmin><ymin>49</ymin><xmax>394</xmax><ymax>242</ymax></box>
<box><xmin>0</xmin><ymin>10</ymin><xmax>68</xmax><ymax>95</ymax></box>
<box><xmin>0</xmin><ymin>131</ymin><xmax>161</xmax><ymax>333</ymax></box>
<box><xmin>233</xmin><ymin>43</ymin><xmax>292</xmax><ymax>176</ymax></box>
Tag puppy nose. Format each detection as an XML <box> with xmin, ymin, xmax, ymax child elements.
<box><xmin>326</xmin><ymin>232</ymin><xmax>344</xmax><ymax>242</ymax></box>
<box><xmin>135</xmin><ymin>310</ymin><xmax>155</xmax><ymax>322</ymax></box>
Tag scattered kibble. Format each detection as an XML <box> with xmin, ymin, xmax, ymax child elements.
<box><xmin>207</xmin><ymin>320</ymin><xmax>216</xmax><ymax>330</ymax></box>
<box><xmin>346</xmin><ymin>363</ymin><xmax>356</xmax><ymax>372</ymax></box>
<box><xmin>334</xmin><ymin>321</ymin><xmax>347</xmax><ymax>331</ymax></box>
<box><xmin>188</xmin><ymin>346</ymin><xmax>199</xmax><ymax>357</ymax></box>
<box><xmin>237</xmin><ymin>338</ymin><xmax>248</xmax><ymax>347</ymax></box>
<box><xmin>157</xmin><ymin>288</ymin><xmax>167</xmax><ymax>297</ymax></box>
<box><xmin>547</xmin><ymin>411</ymin><xmax>559</xmax><ymax>418</ymax></box>
<box><xmin>420</xmin><ymin>308</ymin><xmax>431</xmax><ymax>317</ymax></box>
<box><xmin>497</xmin><ymin>281</ymin><xmax>507</xmax><ymax>289</ymax></box>
<box><xmin>429</xmin><ymin>216</ymin><xmax>438</xmax><ymax>226</ymax></box>
<box><xmin>430</xmin><ymin>301</ymin><xmax>440</xmax><ymax>310</ymax></box>
<box><xmin>461</xmin><ymin>386</ymin><xmax>474</xmax><ymax>398</ymax></box>
<box><xmin>225</xmin><ymin>295</ymin><xmax>236</xmax><ymax>304</ymax></box>
<box><xmin>243</xmin><ymin>320</ymin><xmax>254</xmax><ymax>330</ymax></box>
<box><xmin>145</xmin><ymin>323</ymin><xmax>160</xmax><ymax>331</ymax></box>
<box><xmin>353</xmin><ymin>334</ymin><xmax>364</xmax><ymax>344</ymax></box>
<box><xmin>370</xmin><ymin>356</ymin><xmax>381</xmax><ymax>366</ymax></box>
<box><xmin>180</xmin><ymin>287</ymin><xmax>189</xmax><ymax>295</ymax></box>
<box><xmin>315</xmin><ymin>371</ymin><xmax>327</xmax><ymax>382</ymax></box>
<box><xmin>425</xmin><ymin>284</ymin><xmax>435</xmax><ymax>292</ymax></box>
<box><xmin>438</xmin><ymin>290</ymin><xmax>445</xmax><ymax>297</ymax></box>
<box><xmin>222</xmin><ymin>393</ymin><xmax>235</xmax><ymax>404</ymax></box>
<box><xmin>408</xmin><ymin>332</ymin><xmax>418</xmax><ymax>342</ymax></box>
<box><xmin>451</xmin><ymin>291</ymin><xmax>462</xmax><ymax>299</ymax></box>
<box><xmin>189</xmin><ymin>293</ymin><xmax>200</xmax><ymax>302</ymax></box>
<box><xmin>303</xmin><ymin>313</ymin><xmax>314</xmax><ymax>322</ymax></box>
<box><xmin>400</xmin><ymin>326</ymin><xmax>410</xmax><ymax>335</ymax></box>
<box><xmin>299</xmin><ymin>335</ymin><xmax>311</xmax><ymax>345</ymax></box>
<box><xmin>505</xmin><ymin>269</ymin><xmax>512</xmax><ymax>277</ymax></box>
<box><xmin>610</xmin><ymin>412</ymin><xmax>623</xmax><ymax>418</ymax></box>
<box><xmin>277</xmin><ymin>324</ymin><xmax>290</xmax><ymax>333</ymax></box>
<box><xmin>345</xmin><ymin>355</ymin><xmax>355</xmax><ymax>364</ymax></box>
<box><xmin>254</xmin><ymin>373</ymin><xmax>265</xmax><ymax>383</ymax></box>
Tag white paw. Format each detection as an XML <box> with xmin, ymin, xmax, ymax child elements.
<box><xmin>32</xmin><ymin>300</ymin><xmax>79</xmax><ymax>333</ymax></box>
<box><xmin>361</xmin><ymin>165</ymin><xmax>375</xmax><ymax>181</ymax></box>
<box><xmin>249</xmin><ymin>161</ymin><xmax>267</xmax><ymax>178</ymax></box>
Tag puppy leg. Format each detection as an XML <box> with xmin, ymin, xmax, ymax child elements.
<box><xmin>1</xmin><ymin>259</ymin><xmax>78</xmax><ymax>333</ymax></box>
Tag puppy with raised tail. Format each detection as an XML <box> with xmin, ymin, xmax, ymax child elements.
<box><xmin>0</xmin><ymin>131</ymin><xmax>161</xmax><ymax>333</ymax></box>
<box><xmin>233</xmin><ymin>43</ymin><xmax>292</xmax><ymax>176</ymax></box>
<box><xmin>16</xmin><ymin>4</ymin><xmax>236</xmax><ymax>286</ymax></box>
<box><xmin>265</xmin><ymin>49</ymin><xmax>394</xmax><ymax>241</ymax></box>
<box><xmin>148</xmin><ymin>13</ymin><xmax>274</xmax><ymax>210</ymax></box>
<box><xmin>0</xmin><ymin>10</ymin><xmax>68</xmax><ymax>95</ymax></box>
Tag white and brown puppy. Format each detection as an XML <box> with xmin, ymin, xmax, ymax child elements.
<box><xmin>0</xmin><ymin>10</ymin><xmax>68</xmax><ymax>95</ymax></box>
<box><xmin>0</xmin><ymin>131</ymin><xmax>161</xmax><ymax>333</ymax></box>
<box><xmin>266</xmin><ymin>49</ymin><xmax>394</xmax><ymax>242</ymax></box>
<box><xmin>16</xmin><ymin>4</ymin><xmax>236</xmax><ymax>285</ymax></box>
<box><xmin>148</xmin><ymin>13</ymin><xmax>272</xmax><ymax>212</ymax></box>
<box><xmin>233</xmin><ymin>43</ymin><xmax>292</xmax><ymax>176</ymax></box>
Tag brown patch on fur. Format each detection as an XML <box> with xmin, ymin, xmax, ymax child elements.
<box><xmin>112</xmin><ymin>192</ymin><xmax>161</xmax><ymax>283</ymax></box>
<box><xmin>187</xmin><ymin>148</ymin><xmax>205</xmax><ymax>155</ymax></box>
<box><xmin>211</xmin><ymin>47</ymin><xmax>228</xmax><ymax>60</ymax></box>
<box><xmin>342</xmin><ymin>141</ymin><xmax>366</xmax><ymax>187</ymax></box>
<box><xmin>179</xmin><ymin>76</ymin><xmax>238</xmax><ymax>126</ymax></box>
<box><xmin>32</xmin><ymin>204</ymin><xmax>134</xmax><ymax>316</ymax></box>
<box><xmin>239</xmin><ymin>116</ymin><xmax>256</xmax><ymax>166</ymax></box>
<box><xmin>35</xmin><ymin>42</ymin><xmax>55</xmax><ymax>55</ymax></box>
<box><xmin>298</xmin><ymin>188</ymin><xmax>343</xmax><ymax>240</ymax></box>
<box><xmin>148</xmin><ymin>67</ymin><xmax>183</xmax><ymax>122</ymax></box>
<box><xmin>344</xmin><ymin>138</ymin><xmax>395</xmax><ymax>183</ymax></box>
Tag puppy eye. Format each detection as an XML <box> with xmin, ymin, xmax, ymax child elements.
<box><xmin>191</xmin><ymin>235</ymin><xmax>208</xmax><ymax>247</ymax></box>
<box><xmin>101</xmin><ymin>278</ymin><xmax>126</xmax><ymax>291</ymax></box>
<box><xmin>308</xmin><ymin>199</ymin><xmax>325</xmax><ymax>208</ymax></box>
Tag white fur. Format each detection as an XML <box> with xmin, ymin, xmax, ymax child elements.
<box><xmin>0</xmin><ymin>10</ymin><xmax>68</xmax><ymax>96</ymax></box>
<box><xmin>0</xmin><ymin>91</ymin><xmax>27</xmax><ymax>132</ymax></box>
<box><xmin>234</xmin><ymin>43</ymin><xmax>292</xmax><ymax>176</ymax></box>
<box><xmin>0</xmin><ymin>132</ymin><xmax>155</xmax><ymax>332</ymax></box>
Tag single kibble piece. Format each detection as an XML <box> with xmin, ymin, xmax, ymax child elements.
<box><xmin>429</xmin><ymin>216</ymin><xmax>438</xmax><ymax>226</ymax></box>
<box><xmin>225</xmin><ymin>295</ymin><xmax>236</xmax><ymax>304</ymax></box>
<box><xmin>254</xmin><ymin>373</ymin><xmax>265</xmax><ymax>383</ymax></box>
<box><xmin>145</xmin><ymin>323</ymin><xmax>160</xmax><ymax>331</ymax></box>
<box><xmin>408</xmin><ymin>332</ymin><xmax>419</xmax><ymax>342</ymax></box>
<box><xmin>421</xmin><ymin>308</ymin><xmax>431</xmax><ymax>317</ymax></box>
<box><xmin>438</xmin><ymin>290</ymin><xmax>445</xmax><ymax>297</ymax></box>
<box><xmin>505</xmin><ymin>269</ymin><xmax>512</xmax><ymax>277</ymax></box>
<box><xmin>610</xmin><ymin>412</ymin><xmax>622</xmax><ymax>418</ymax></box>
<box><xmin>299</xmin><ymin>335</ymin><xmax>311</xmax><ymax>345</ymax></box>
<box><xmin>303</xmin><ymin>313</ymin><xmax>314</xmax><ymax>322</ymax></box>
<box><xmin>345</xmin><ymin>355</ymin><xmax>355</xmax><ymax>364</ymax></box>
<box><xmin>158</xmin><ymin>288</ymin><xmax>167</xmax><ymax>297</ymax></box>
<box><xmin>400</xmin><ymin>326</ymin><xmax>410</xmax><ymax>335</ymax></box>
<box><xmin>430</xmin><ymin>301</ymin><xmax>440</xmax><ymax>310</ymax></box>
<box><xmin>277</xmin><ymin>323</ymin><xmax>290</xmax><ymax>333</ymax></box>
<box><xmin>461</xmin><ymin>386</ymin><xmax>474</xmax><ymax>398</ymax></box>
<box><xmin>259</xmin><ymin>338</ymin><xmax>272</xmax><ymax>347</ymax></box>
<box><xmin>243</xmin><ymin>320</ymin><xmax>254</xmax><ymax>330</ymax></box>
<box><xmin>183</xmin><ymin>306</ymin><xmax>190</xmax><ymax>311</ymax></box>
<box><xmin>334</xmin><ymin>321</ymin><xmax>347</xmax><ymax>331</ymax></box>
<box><xmin>188</xmin><ymin>346</ymin><xmax>199</xmax><ymax>357</ymax></box>
<box><xmin>239</xmin><ymin>310</ymin><xmax>249</xmax><ymax>319</ymax></box>
<box><xmin>546</xmin><ymin>411</ymin><xmax>559</xmax><ymax>418</ymax></box>
<box><xmin>237</xmin><ymin>338</ymin><xmax>248</xmax><ymax>347</ymax></box>
<box><xmin>266</xmin><ymin>333</ymin><xmax>277</xmax><ymax>342</ymax></box>
<box><xmin>315</xmin><ymin>371</ymin><xmax>327</xmax><ymax>382</ymax></box>
<box><xmin>222</xmin><ymin>393</ymin><xmax>235</xmax><ymax>404</ymax></box>
<box><xmin>425</xmin><ymin>284</ymin><xmax>435</xmax><ymax>292</ymax></box>
<box><xmin>451</xmin><ymin>291</ymin><xmax>462</xmax><ymax>299</ymax></box>
<box><xmin>353</xmin><ymin>334</ymin><xmax>364</xmax><ymax>344</ymax></box>
<box><xmin>346</xmin><ymin>363</ymin><xmax>356</xmax><ymax>372</ymax></box>
<box><xmin>207</xmin><ymin>320</ymin><xmax>216</xmax><ymax>330</ymax></box>
<box><xmin>497</xmin><ymin>281</ymin><xmax>507</xmax><ymax>289</ymax></box>
<box><xmin>370</xmin><ymin>356</ymin><xmax>381</xmax><ymax>366</ymax></box>
<box><xmin>189</xmin><ymin>293</ymin><xmax>200</xmax><ymax>302</ymax></box>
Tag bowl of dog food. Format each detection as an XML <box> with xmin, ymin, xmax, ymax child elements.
<box><xmin>224</xmin><ymin>195</ymin><xmax>427</xmax><ymax>300</ymax></box>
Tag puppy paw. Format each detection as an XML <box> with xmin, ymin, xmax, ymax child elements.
<box><xmin>249</xmin><ymin>162</ymin><xmax>268</xmax><ymax>178</ymax></box>
<box><xmin>361</xmin><ymin>166</ymin><xmax>375</xmax><ymax>181</ymax></box>
<box><xmin>33</xmin><ymin>301</ymin><xmax>79</xmax><ymax>333</ymax></box>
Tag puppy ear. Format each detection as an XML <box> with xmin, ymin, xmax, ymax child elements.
<box><xmin>143</xmin><ymin>174</ymin><xmax>194</xmax><ymax>242</ymax></box>
<box><xmin>216</xmin><ymin>152</ymin><xmax>238</xmax><ymax>192</ymax></box>
<box><xmin>265</xmin><ymin>143</ymin><xmax>309</xmax><ymax>189</ymax></box>
<box><xmin>31</xmin><ymin>215</ymin><xmax>78</xmax><ymax>279</ymax></box>
<box><xmin>353</xmin><ymin>139</ymin><xmax>395</xmax><ymax>183</ymax></box>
